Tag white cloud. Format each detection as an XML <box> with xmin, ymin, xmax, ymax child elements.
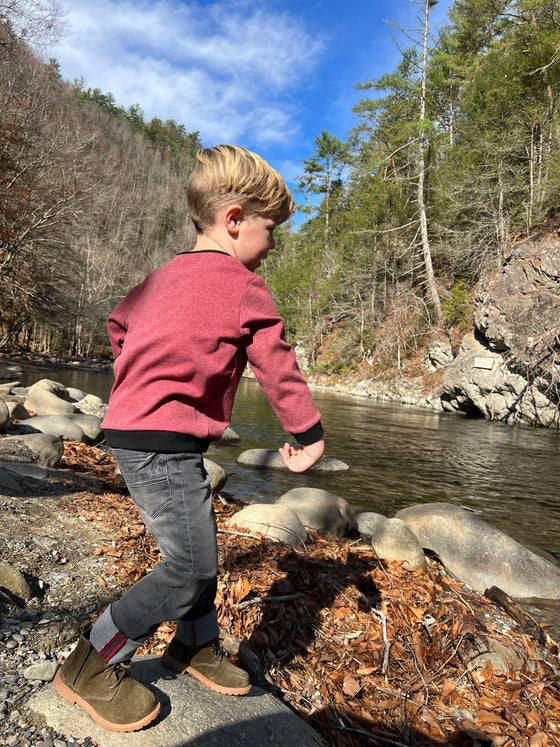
<box><xmin>54</xmin><ymin>0</ymin><xmax>324</xmax><ymax>148</ymax></box>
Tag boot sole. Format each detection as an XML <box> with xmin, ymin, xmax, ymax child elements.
<box><xmin>53</xmin><ymin>669</ymin><xmax>161</xmax><ymax>732</ymax></box>
<box><xmin>161</xmin><ymin>651</ymin><xmax>251</xmax><ymax>695</ymax></box>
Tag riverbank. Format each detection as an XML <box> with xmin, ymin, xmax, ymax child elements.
<box><xmin>1</xmin><ymin>440</ymin><xmax>560</xmax><ymax>745</ymax></box>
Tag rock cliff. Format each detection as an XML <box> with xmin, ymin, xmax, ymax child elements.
<box><xmin>441</xmin><ymin>228</ymin><xmax>560</xmax><ymax>427</ymax></box>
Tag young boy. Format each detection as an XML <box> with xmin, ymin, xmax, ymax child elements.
<box><xmin>54</xmin><ymin>145</ymin><xmax>325</xmax><ymax>732</ymax></box>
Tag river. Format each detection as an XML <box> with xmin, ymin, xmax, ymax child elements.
<box><xmin>19</xmin><ymin>364</ymin><xmax>560</xmax><ymax>633</ymax></box>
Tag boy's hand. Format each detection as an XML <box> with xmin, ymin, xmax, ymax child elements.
<box><xmin>279</xmin><ymin>439</ymin><xmax>325</xmax><ymax>473</ymax></box>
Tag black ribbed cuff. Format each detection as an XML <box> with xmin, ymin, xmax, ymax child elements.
<box><xmin>291</xmin><ymin>420</ymin><xmax>324</xmax><ymax>446</ymax></box>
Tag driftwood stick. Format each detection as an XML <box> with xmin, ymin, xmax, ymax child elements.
<box><xmin>234</xmin><ymin>592</ymin><xmax>305</xmax><ymax>611</ymax></box>
<box><xmin>484</xmin><ymin>585</ymin><xmax>559</xmax><ymax>653</ymax></box>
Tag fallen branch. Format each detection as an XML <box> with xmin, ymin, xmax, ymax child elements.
<box><xmin>234</xmin><ymin>592</ymin><xmax>305</xmax><ymax>611</ymax></box>
<box><xmin>484</xmin><ymin>585</ymin><xmax>559</xmax><ymax>654</ymax></box>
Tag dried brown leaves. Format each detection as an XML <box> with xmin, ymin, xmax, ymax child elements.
<box><xmin>57</xmin><ymin>443</ymin><xmax>560</xmax><ymax>746</ymax></box>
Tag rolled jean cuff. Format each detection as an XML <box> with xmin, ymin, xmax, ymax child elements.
<box><xmin>176</xmin><ymin>607</ymin><xmax>219</xmax><ymax>646</ymax></box>
<box><xmin>90</xmin><ymin>604</ymin><xmax>144</xmax><ymax>664</ymax></box>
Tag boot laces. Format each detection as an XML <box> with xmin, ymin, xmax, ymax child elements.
<box><xmin>105</xmin><ymin>660</ymin><xmax>133</xmax><ymax>689</ymax></box>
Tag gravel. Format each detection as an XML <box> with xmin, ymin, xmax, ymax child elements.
<box><xmin>0</xmin><ymin>473</ymin><xmax>122</xmax><ymax>746</ymax></box>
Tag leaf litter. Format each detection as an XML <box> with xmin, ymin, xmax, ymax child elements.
<box><xmin>56</xmin><ymin>442</ymin><xmax>560</xmax><ymax>746</ymax></box>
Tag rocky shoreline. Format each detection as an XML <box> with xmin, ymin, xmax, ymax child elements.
<box><xmin>0</xmin><ymin>462</ymin><xmax>119</xmax><ymax>747</ymax></box>
<box><xmin>0</xmin><ymin>371</ymin><xmax>560</xmax><ymax>744</ymax></box>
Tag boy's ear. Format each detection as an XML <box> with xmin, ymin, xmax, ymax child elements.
<box><xmin>225</xmin><ymin>205</ymin><xmax>243</xmax><ymax>235</ymax></box>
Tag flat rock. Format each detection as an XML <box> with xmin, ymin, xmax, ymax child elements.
<box><xmin>237</xmin><ymin>448</ymin><xmax>349</xmax><ymax>473</ymax></box>
<box><xmin>28</xmin><ymin>655</ymin><xmax>324</xmax><ymax>746</ymax></box>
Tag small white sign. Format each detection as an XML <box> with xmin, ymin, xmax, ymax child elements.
<box><xmin>474</xmin><ymin>357</ymin><xmax>494</xmax><ymax>370</ymax></box>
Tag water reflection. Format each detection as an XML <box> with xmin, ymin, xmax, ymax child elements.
<box><xmin>19</xmin><ymin>368</ymin><xmax>560</xmax><ymax>555</ymax></box>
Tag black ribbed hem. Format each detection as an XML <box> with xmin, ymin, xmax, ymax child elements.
<box><xmin>292</xmin><ymin>420</ymin><xmax>324</xmax><ymax>446</ymax></box>
<box><xmin>103</xmin><ymin>429</ymin><xmax>210</xmax><ymax>453</ymax></box>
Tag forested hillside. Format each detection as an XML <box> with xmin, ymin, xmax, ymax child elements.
<box><xmin>0</xmin><ymin>2</ymin><xmax>201</xmax><ymax>356</ymax></box>
<box><xmin>1</xmin><ymin>0</ymin><xmax>559</xmax><ymax>374</ymax></box>
<box><xmin>266</xmin><ymin>0</ymin><xmax>560</xmax><ymax>379</ymax></box>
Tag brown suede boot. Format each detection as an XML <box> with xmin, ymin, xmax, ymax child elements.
<box><xmin>54</xmin><ymin>635</ymin><xmax>160</xmax><ymax>732</ymax></box>
<box><xmin>161</xmin><ymin>636</ymin><xmax>251</xmax><ymax>695</ymax></box>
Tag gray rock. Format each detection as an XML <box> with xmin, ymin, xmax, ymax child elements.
<box><xmin>25</xmin><ymin>389</ymin><xmax>75</xmax><ymax>417</ymax></box>
<box><xmin>0</xmin><ymin>460</ymin><xmax>47</xmax><ymax>479</ymax></box>
<box><xmin>23</xmin><ymin>415</ymin><xmax>85</xmax><ymax>443</ymax></box>
<box><xmin>27</xmin><ymin>379</ymin><xmax>70</xmax><ymax>399</ymax></box>
<box><xmin>23</xmin><ymin>662</ymin><xmax>59</xmax><ymax>682</ymax></box>
<box><xmin>75</xmin><ymin>394</ymin><xmax>108</xmax><ymax>420</ymax></box>
<box><xmin>397</xmin><ymin>502</ymin><xmax>560</xmax><ymax>599</ymax></box>
<box><xmin>356</xmin><ymin>511</ymin><xmax>388</xmax><ymax>539</ymax></box>
<box><xmin>218</xmin><ymin>426</ymin><xmax>241</xmax><ymax>444</ymax></box>
<box><xmin>440</xmin><ymin>333</ymin><xmax>558</xmax><ymax>424</ymax></box>
<box><xmin>425</xmin><ymin>338</ymin><xmax>454</xmax><ymax>370</ymax></box>
<box><xmin>0</xmin><ymin>562</ymin><xmax>33</xmax><ymax>600</ymax></box>
<box><xmin>66</xmin><ymin>387</ymin><xmax>86</xmax><ymax>401</ymax></box>
<box><xmin>65</xmin><ymin>413</ymin><xmax>103</xmax><ymax>443</ymax></box>
<box><xmin>28</xmin><ymin>655</ymin><xmax>324</xmax><ymax>746</ymax></box>
<box><xmin>237</xmin><ymin>448</ymin><xmax>349</xmax><ymax>473</ymax></box>
<box><xmin>227</xmin><ymin>504</ymin><xmax>307</xmax><ymax>546</ymax></box>
<box><xmin>3</xmin><ymin>401</ymin><xmax>30</xmax><ymax>420</ymax></box>
<box><xmin>463</xmin><ymin>634</ymin><xmax>526</xmax><ymax>673</ymax></box>
<box><xmin>10</xmin><ymin>386</ymin><xmax>29</xmax><ymax>397</ymax></box>
<box><xmin>0</xmin><ymin>433</ymin><xmax>63</xmax><ymax>467</ymax></box>
<box><xmin>277</xmin><ymin>488</ymin><xmax>357</xmax><ymax>538</ymax></box>
<box><xmin>0</xmin><ymin>399</ymin><xmax>8</xmax><ymax>429</ymax></box>
<box><xmin>369</xmin><ymin>516</ymin><xmax>427</xmax><ymax>570</ymax></box>
<box><xmin>203</xmin><ymin>458</ymin><xmax>228</xmax><ymax>493</ymax></box>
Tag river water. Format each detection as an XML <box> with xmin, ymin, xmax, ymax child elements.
<box><xmin>19</xmin><ymin>365</ymin><xmax>560</xmax><ymax>631</ymax></box>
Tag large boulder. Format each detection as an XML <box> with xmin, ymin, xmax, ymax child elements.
<box><xmin>27</xmin><ymin>379</ymin><xmax>70</xmax><ymax>399</ymax></box>
<box><xmin>397</xmin><ymin>502</ymin><xmax>560</xmax><ymax>599</ymax></box>
<box><xmin>276</xmin><ymin>488</ymin><xmax>357</xmax><ymax>538</ymax></box>
<box><xmin>227</xmin><ymin>504</ymin><xmax>307</xmax><ymax>546</ymax></box>
<box><xmin>237</xmin><ymin>448</ymin><xmax>349</xmax><ymax>473</ymax></box>
<box><xmin>442</xmin><ymin>235</ymin><xmax>560</xmax><ymax>427</ymax></box>
<box><xmin>23</xmin><ymin>415</ymin><xmax>85</xmax><ymax>443</ymax></box>
<box><xmin>439</xmin><ymin>333</ymin><xmax>549</xmax><ymax>423</ymax></box>
<box><xmin>0</xmin><ymin>433</ymin><xmax>64</xmax><ymax>467</ymax></box>
<box><xmin>25</xmin><ymin>388</ymin><xmax>75</xmax><ymax>417</ymax></box>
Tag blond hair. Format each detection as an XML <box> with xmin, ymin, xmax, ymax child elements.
<box><xmin>187</xmin><ymin>144</ymin><xmax>294</xmax><ymax>234</ymax></box>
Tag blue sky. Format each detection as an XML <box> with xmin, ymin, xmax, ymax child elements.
<box><xmin>53</xmin><ymin>0</ymin><xmax>455</xmax><ymax>190</ymax></box>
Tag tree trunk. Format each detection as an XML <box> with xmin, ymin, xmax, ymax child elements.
<box><xmin>417</xmin><ymin>0</ymin><xmax>443</xmax><ymax>325</ymax></box>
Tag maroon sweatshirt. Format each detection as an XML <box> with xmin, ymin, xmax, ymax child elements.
<box><xmin>102</xmin><ymin>251</ymin><xmax>323</xmax><ymax>452</ymax></box>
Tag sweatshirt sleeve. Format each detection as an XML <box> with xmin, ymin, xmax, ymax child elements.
<box><xmin>107</xmin><ymin>282</ymin><xmax>145</xmax><ymax>358</ymax></box>
<box><xmin>240</xmin><ymin>277</ymin><xmax>323</xmax><ymax>443</ymax></box>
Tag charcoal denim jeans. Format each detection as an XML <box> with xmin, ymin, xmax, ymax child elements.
<box><xmin>90</xmin><ymin>449</ymin><xmax>219</xmax><ymax>662</ymax></box>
